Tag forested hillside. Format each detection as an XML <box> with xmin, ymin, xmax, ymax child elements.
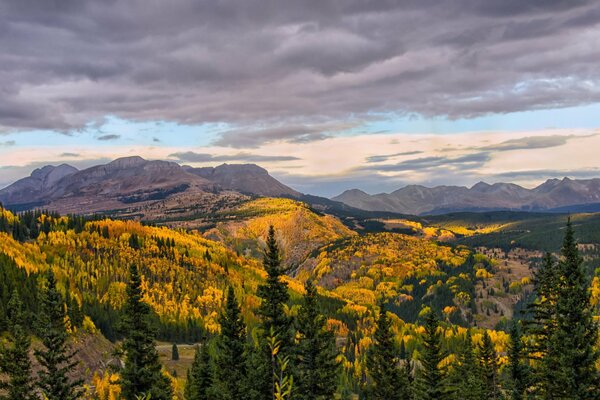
<box><xmin>1</xmin><ymin>205</ymin><xmax>600</xmax><ymax>399</ymax></box>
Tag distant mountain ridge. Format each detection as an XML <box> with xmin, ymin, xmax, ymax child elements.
<box><xmin>332</xmin><ymin>178</ymin><xmax>600</xmax><ymax>215</ymax></box>
<box><xmin>0</xmin><ymin>156</ymin><xmax>299</xmax><ymax>215</ymax></box>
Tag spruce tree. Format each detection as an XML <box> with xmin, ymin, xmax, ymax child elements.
<box><xmin>415</xmin><ymin>310</ymin><xmax>445</xmax><ymax>400</ymax></box>
<box><xmin>213</xmin><ymin>286</ymin><xmax>247</xmax><ymax>400</ymax></box>
<box><xmin>447</xmin><ymin>330</ymin><xmax>482</xmax><ymax>400</ymax></box>
<box><xmin>0</xmin><ymin>291</ymin><xmax>36</xmax><ymax>400</ymax></box>
<box><xmin>546</xmin><ymin>220</ymin><xmax>599</xmax><ymax>398</ymax></box>
<box><xmin>172</xmin><ymin>343</ymin><xmax>180</xmax><ymax>360</ymax></box>
<box><xmin>506</xmin><ymin>322</ymin><xmax>528</xmax><ymax>400</ymax></box>
<box><xmin>185</xmin><ymin>344</ymin><xmax>213</xmax><ymax>400</ymax></box>
<box><xmin>120</xmin><ymin>264</ymin><xmax>173</xmax><ymax>400</ymax></box>
<box><xmin>35</xmin><ymin>270</ymin><xmax>83</xmax><ymax>400</ymax></box>
<box><xmin>478</xmin><ymin>331</ymin><xmax>499</xmax><ymax>400</ymax></box>
<box><xmin>255</xmin><ymin>226</ymin><xmax>293</xmax><ymax>399</ymax></box>
<box><xmin>366</xmin><ymin>301</ymin><xmax>411</xmax><ymax>400</ymax></box>
<box><xmin>295</xmin><ymin>280</ymin><xmax>340</xmax><ymax>400</ymax></box>
<box><xmin>525</xmin><ymin>252</ymin><xmax>560</xmax><ymax>397</ymax></box>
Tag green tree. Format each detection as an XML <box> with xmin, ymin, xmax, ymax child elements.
<box><xmin>255</xmin><ymin>226</ymin><xmax>293</xmax><ymax>399</ymax></box>
<box><xmin>447</xmin><ymin>330</ymin><xmax>482</xmax><ymax>400</ymax></box>
<box><xmin>295</xmin><ymin>280</ymin><xmax>340</xmax><ymax>400</ymax></box>
<box><xmin>415</xmin><ymin>310</ymin><xmax>446</xmax><ymax>400</ymax></box>
<box><xmin>35</xmin><ymin>270</ymin><xmax>83</xmax><ymax>400</ymax></box>
<box><xmin>506</xmin><ymin>322</ymin><xmax>528</xmax><ymax>400</ymax></box>
<box><xmin>172</xmin><ymin>343</ymin><xmax>179</xmax><ymax>361</ymax></box>
<box><xmin>0</xmin><ymin>291</ymin><xmax>36</xmax><ymax>400</ymax></box>
<box><xmin>120</xmin><ymin>264</ymin><xmax>173</xmax><ymax>400</ymax></box>
<box><xmin>185</xmin><ymin>344</ymin><xmax>213</xmax><ymax>400</ymax></box>
<box><xmin>214</xmin><ymin>286</ymin><xmax>247</xmax><ymax>400</ymax></box>
<box><xmin>545</xmin><ymin>220</ymin><xmax>600</xmax><ymax>398</ymax></box>
<box><xmin>478</xmin><ymin>331</ymin><xmax>499</xmax><ymax>400</ymax></box>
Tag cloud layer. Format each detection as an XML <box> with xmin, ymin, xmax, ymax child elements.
<box><xmin>2</xmin><ymin>0</ymin><xmax>600</xmax><ymax>148</ymax></box>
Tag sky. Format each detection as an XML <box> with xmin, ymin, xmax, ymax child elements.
<box><xmin>1</xmin><ymin>0</ymin><xmax>600</xmax><ymax>197</ymax></box>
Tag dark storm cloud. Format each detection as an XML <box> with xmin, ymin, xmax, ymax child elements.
<box><xmin>2</xmin><ymin>0</ymin><xmax>600</xmax><ymax>143</ymax></box>
<box><xmin>97</xmin><ymin>134</ymin><xmax>121</xmax><ymax>141</ymax></box>
<box><xmin>169</xmin><ymin>151</ymin><xmax>300</xmax><ymax>163</ymax></box>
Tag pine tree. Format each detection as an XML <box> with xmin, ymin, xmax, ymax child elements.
<box><xmin>185</xmin><ymin>344</ymin><xmax>213</xmax><ymax>400</ymax></box>
<box><xmin>120</xmin><ymin>264</ymin><xmax>173</xmax><ymax>400</ymax></box>
<box><xmin>172</xmin><ymin>343</ymin><xmax>180</xmax><ymax>360</ymax></box>
<box><xmin>366</xmin><ymin>301</ymin><xmax>411</xmax><ymax>400</ymax></box>
<box><xmin>478</xmin><ymin>331</ymin><xmax>499</xmax><ymax>400</ymax></box>
<box><xmin>0</xmin><ymin>291</ymin><xmax>36</xmax><ymax>400</ymax></box>
<box><xmin>255</xmin><ymin>226</ymin><xmax>293</xmax><ymax>399</ymax></box>
<box><xmin>213</xmin><ymin>286</ymin><xmax>248</xmax><ymax>400</ymax></box>
<box><xmin>545</xmin><ymin>220</ymin><xmax>600</xmax><ymax>398</ymax></box>
<box><xmin>447</xmin><ymin>330</ymin><xmax>482</xmax><ymax>400</ymax></box>
<box><xmin>35</xmin><ymin>270</ymin><xmax>83</xmax><ymax>400</ymax></box>
<box><xmin>506</xmin><ymin>322</ymin><xmax>528</xmax><ymax>400</ymax></box>
<box><xmin>525</xmin><ymin>252</ymin><xmax>560</xmax><ymax>397</ymax></box>
<box><xmin>415</xmin><ymin>310</ymin><xmax>445</xmax><ymax>400</ymax></box>
<box><xmin>257</xmin><ymin>226</ymin><xmax>292</xmax><ymax>348</ymax></box>
<box><xmin>295</xmin><ymin>280</ymin><xmax>340</xmax><ymax>400</ymax></box>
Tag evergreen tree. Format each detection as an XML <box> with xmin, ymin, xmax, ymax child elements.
<box><xmin>172</xmin><ymin>343</ymin><xmax>180</xmax><ymax>360</ymax></box>
<box><xmin>295</xmin><ymin>280</ymin><xmax>340</xmax><ymax>400</ymax></box>
<box><xmin>214</xmin><ymin>286</ymin><xmax>248</xmax><ymax>400</ymax></box>
<box><xmin>447</xmin><ymin>330</ymin><xmax>482</xmax><ymax>400</ymax></box>
<box><xmin>545</xmin><ymin>220</ymin><xmax>599</xmax><ymax>398</ymax></box>
<box><xmin>185</xmin><ymin>344</ymin><xmax>213</xmax><ymax>400</ymax></box>
<box><xmin>120</xmin><ymin>264</ymin><xmax>173</xmax><ymax>400</ymax></box>
<box><xmin>0</xmin><ymin>291</ymin><xmax>36</xmax><ymax>400</ymax></box>
<box><xmin>506</xmin><ymin>322</ymin><xmax>528</xmax><ymax>400</ymax></box>
<box><xmin>255</xmin><ymin>226</ymin><xmax>293</xmax><ymax>399</ymax></box>
<box><xmin>415</xmin><ymin>310</ymin><xmax>445</xmax><ymax>400</ymax></box>
<box><xmin>478</xmin><ymin>331</ymin><xmax>499</xmax><ymax>400</ymax></box>
<box><xmin>366</xmin><ymin>301</ymin><xmax>411</xmax><ymax>400</ymax></box>
<box><xmin>525</xmin><ymin>251</ymin><xmax>560</xmax><ymax>398</ymax></box>
<box><xmin>35</xmin><ymin>270</ymin><xmax>83</xmax><ymax>400</ymax></box>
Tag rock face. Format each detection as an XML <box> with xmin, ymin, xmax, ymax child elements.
<box><xmin>0</xmin><ymin>164</ymin><xmax>78</xmax><ymax>206</ymax></box>
<box><xmin>332</xmin><ymin>178</ymin><xmax>600</xmax><ymax>215</ymax></box>
<box><xmin>187</xmin><ymin>163</ymin><xmax>300</xmax><ymax>197</ymax></box>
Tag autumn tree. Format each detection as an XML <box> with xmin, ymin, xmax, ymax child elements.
<box><xmin>0</xmin><ymin>291</ymin><xmax>36</xmax><ymax>400</ymax></box>
<box><xmin>295</xmin><ymin>280</ymin><xmax>340</xmax><ymax>400</ymax></box>
<box><xmin>35</xmin><ymin>270</ymin><xmax>83</xmax><ymax>400</ymax></box>
<box><xmin>213</xmin><ymin>286</ymin><xmax>247</xmax><ymax>400</ymax></box>
<box><xmin>120</xmin><ymin>264</ymin><xmax>173</xmax><ymax>400</ymax></box>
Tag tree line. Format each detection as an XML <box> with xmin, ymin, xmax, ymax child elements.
<box><xmin>1</xmin><ymin>221</ymin><xmax>599</xmax><ymax>399</ymax></box>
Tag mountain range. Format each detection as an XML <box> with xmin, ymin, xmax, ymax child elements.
<box><xmin>3</xmin><ymin>156</ymin><xmax>600</xmax><ymax>217</ymax></box>
<box><xmin>0</xmin><ymin>156</ymin><xmax>298</xmax><ymax>216</ymax></box>
<box><xmin>332</xmin><ymin>178</ymin><xmax>600</xmax><ymax>215</ymax></box>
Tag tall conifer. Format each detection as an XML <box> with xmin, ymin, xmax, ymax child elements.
<box><xmin>35</xmin><ymin>270</ymin><xmax>83</xmax><ymax>400</ymax></box>
<box><xmin>507</xmin><ymin>322</ymin><xmax>528</xmax><ymax>400</ymax></box>
<box><xmin>296</xmin><ymin>280</ymin><xmax>340</xmax><ymax>400</ymax></box>
<box><xmin>214</xmin><ymin>286</ymin><xmax>247</xmax><ymax>400</ymax></box>
<box><xmin>185</xmin><ymin>344</ymin><xmax>213</xmax><ymax>400</ymax></box>
<box><xmin>478</xmin><ymin>331</ymin><xmax>500</xmax><ymax>400</ymax></box>
<box><xmin>0</xmin><ymin>291</ymin><xmax>36</xmax><ymax>400</ymax></box>
<box><xmin>120</xmin><ymin>264</ymin><xmax>173</xmax><ymax>400</ymax></box>
<box><xmin>415</xmin><ymin>310</ymin><xmax>445</xmax><ymax>400</ymax></box>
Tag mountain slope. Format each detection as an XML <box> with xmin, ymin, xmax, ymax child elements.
<box><xmin>187</xmin><ymin>163</ymin><xmax>300</xmax><ymax>197</ymax></box>
<box><xmin>333</xmin><ymin>178</ymin><xmax>600</xmax><ymax>215</ymax></box>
